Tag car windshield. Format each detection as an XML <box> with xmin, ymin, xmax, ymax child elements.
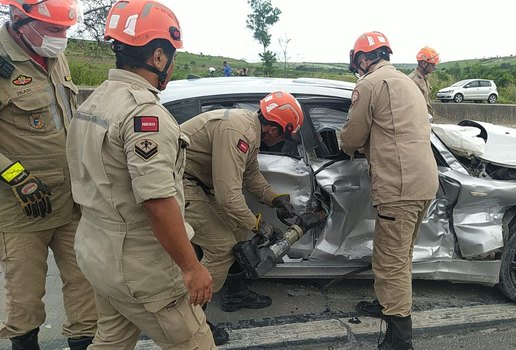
<box><xmin>451</xmin><ymin>80</ymin><xmax>470</xmax><ymax>87</ymax></box>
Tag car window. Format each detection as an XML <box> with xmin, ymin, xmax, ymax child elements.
<box><xmin>307</xmin><ymin>104</ymin><xmax>349</xmax><ymax>159</ymax></box>
<box><xmin>465</xmin><ymin>81</ymin><xmax>479</xmax><ymax>88</ymax></box>
<box><xmin>479</xmin><ymin>81</ymin><xmax>492</xmax><ymax>87</ymax></box>
<box><xmin>165</xmin><ymin>99</ymin><xmax>200</xmax><ymax>125</ymax></box>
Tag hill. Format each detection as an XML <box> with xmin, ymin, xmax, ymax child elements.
<box><xmin>65</xmin><ymin>39</ymin><xmax>516</xmax><ymax>103</ymax></box>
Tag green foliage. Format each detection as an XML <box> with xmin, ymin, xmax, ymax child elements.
<box><xmin>64</xmin><ymin>39</ymin><xmax>516</xmax><ymax>104</ymax></box>
<box><xmin>246</xmin><ymin>0</ymin><xmax>281</xmax><ymax>75</ymax></box>
<box><xmin>246</xmin><ymin>0</ymin><xmax>281</xmax><ymax>50</ymax></box>
<box><xmin>428</xmin><ymin>59</ymin><xmax>516</xmax><ymax>101</ymax></box>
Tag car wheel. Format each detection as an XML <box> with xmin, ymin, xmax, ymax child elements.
<box><xmin>453</xmin><ymin>93</ymin><xmax>463</xmax><ymax>103</ymax></box>
<box><xmin>499</xmin><ymin>218</ymin><xmax>516</xmax><ymax>302</ymax></box>
<box><xmin>488</xmin><ymin>94</ymin><xmax>497</xmax><ymax>104</ymax></box>
<box><xmin>440</xmin><ymin>100</ymin><xmax>449</xmax><ymax>103</ymax></box>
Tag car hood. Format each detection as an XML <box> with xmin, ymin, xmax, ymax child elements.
<box><xmin>433</xmin><ymin>120</ymin><xmax>516</xmax><ymax>168</ymax></box>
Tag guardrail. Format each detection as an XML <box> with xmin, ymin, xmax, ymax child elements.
<box><xmin>431</xmin><ymin>102</ymin><xmax>516</xmax><ymax>126</ymax></box>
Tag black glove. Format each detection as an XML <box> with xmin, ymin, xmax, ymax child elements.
<box><xmin>252</xmin><ymin>214</ymin><xmax>275</xmax><ymax>239</ymax></box>
<box><xmin>1</xmin><ymin>162</ymin><xmax>52</xmax><ymax>219</ymax></box>
<box><xmin>272</xmin><ymin>194</ymin><xmax>296</xmax><ymax>219</ymax></box>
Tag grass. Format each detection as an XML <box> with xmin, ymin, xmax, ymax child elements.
<box><xmin>65</xmin><ymin>39</ymin><xmax>516</xmax><ymax>103</ymax></box>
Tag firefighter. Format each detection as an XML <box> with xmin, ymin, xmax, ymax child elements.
<box><xmin>408</xmin><ymin>46</ymin><xmax>440</xmax><ymax>114</ymax></box>
<box><xmin>182</xmin><ymin>91</ymin><xmax>303</xmax><ymax>344</ymax></box>
<box><xmin>66</xmin><ymin>0</ymin><xmax>215</xmax><ymax>348</ymax></box>
<box><xmin>0</xmin><ymin>0</ymin><xmax>97</xmax><ymax>349</ymax></box>
<box><xmin>340</xmin><ymin>31</ymin><xmax>438</xmax><ymax>349</ymax></box>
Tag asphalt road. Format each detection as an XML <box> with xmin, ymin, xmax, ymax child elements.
<box><xmin>1</xmin><ymin>251</ymin><xmax>515</xmax><ymax>349</ymax></box>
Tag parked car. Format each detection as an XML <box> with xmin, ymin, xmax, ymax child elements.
<box><xmin>161</xmin><ymin>76</ymin><xmax>516</xmax><ymax>302</ymax></box>
<box><xmin>436</xmin><ymin>79</ymin><xmax>498</xmax><ymax>104</ymax></box>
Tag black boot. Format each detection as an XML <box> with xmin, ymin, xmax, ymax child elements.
<box><xmin>201</xmin><ymin>303</ymin><xmax>229</xmax><ymax>345</ymax></box>
<box><xmin>221</xmin><ymin>271</ymin><xmax>272</xmax><ymax>312</ymax></box>
<box><xmin>207</xmin><ymin>321</ymin><xmax>229</xmax><ymax>346</ymax></box>
<box><xmin>11</xmin><ymin>328</ymin><xmax>40</xmax><ymax>350</ymax></box>
<box><xmin>378</xmin><ymin>315</ymin><xmax>413</xmax><ymax>350</ymax></box>
<box><xmin>68</xmin><ymin>336</ymin><xmax>94</xmax><ymax>350</ymax></box>
<box><xmin>356</xmin><ymin>298</ymin><xmax>384</xmax><ymax>318</ymax></box>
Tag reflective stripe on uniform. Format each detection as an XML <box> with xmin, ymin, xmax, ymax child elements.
<box><xmin>47</xmin><ymin>86</ymin><xmax>62</xmax><ymax>130</ymax></box>
<box><xmin>76</xmin><ymin>111</ymin><xmax>110</xmax><ymax>129</ymax></box>
<box><xmin>58</xmin><ymin>84</ymin><xmax>75</xmax><ymax>122</ymax></box>
<box><xmin>223</xmin><ymin>109</ymin><xmax>230</xmax><ymax>120</ymax></box>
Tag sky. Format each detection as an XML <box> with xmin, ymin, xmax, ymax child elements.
<box><xmin>171</xmin><ymin>0</ymin><xmax>516</xmax><ymax>64</ymax></box>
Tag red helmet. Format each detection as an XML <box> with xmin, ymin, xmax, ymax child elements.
<box><xmin>260</xmin><ymin>91</ymin><xmax>304</xmax><ymax>138</ymax></box>
<box><xmin>1</xmin><ymin>0</ymin><xmax>80</xmax><ymax>27</ymax></box>
<box><xmin>416</xmin><ymin>46</ymin><xmax>440</xmax><ymax>65</ymax></box>
<box><xmin>104</xmin><ymin>0</ymin><xmax>182</xmax><ymax>49</ymax></box>
<box><xmin>349</xmin><ymin>31</ymin><xmax>392</xmax><ymax>73</ymax></box>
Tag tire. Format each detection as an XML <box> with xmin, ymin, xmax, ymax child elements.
<box><xmin>499</xmin><ymin>218</ymin><xmax>516</xmax><ymax>302</ymax></box>
<box><xmin>440</xmin><ymin>99</ymin><xmax>449</xmax><ymax>103</ymax></box>
<box><xmin>453</xmin><ymin>93</ymin><xmax>464</xmax><ymax>103</ymax></box>
<box><xmin>488</xmin><ymin>94</ymin><xmax>497</xmax><ymax>104</ymax></box>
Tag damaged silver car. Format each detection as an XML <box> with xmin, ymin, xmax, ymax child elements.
<box><xmin>162</xmin><ymin>77</ymin><xmax>516</xmax><ymax>303</ymax></box>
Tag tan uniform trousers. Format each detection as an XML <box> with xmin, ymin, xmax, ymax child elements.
<box><xmin>0</xmin><ymin>213</ymin><xmax>97</xmax><ymax>339</ymax></box>
<box><xmin>90</xmin><ymin>293</ymin><xmax>216</xmax><ymax>350</ymax></box>
<box><xmin>372</xmin><ymin>200</ymin><xmax>431</xmax><ymax>318</ymax></box>
<box><xmin>185</xmin><ymin>180</ymin><xmax>248</xmax><ymax>292</ymax></box>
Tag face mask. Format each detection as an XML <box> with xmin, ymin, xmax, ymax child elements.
<box><xmin>24</xmin><ymin>23</ymin><xmax>68</xmax><ymax>58</ymax></box>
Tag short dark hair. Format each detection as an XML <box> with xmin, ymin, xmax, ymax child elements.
<box><xmin>112</xmin><ymin>39</ymin><xmax>176</xmax><ymax>70</ymax></box>
<box><xmin>257</xmin><ymin>110</ymin><xmax>284</xmax><ymax>136</ymax></box>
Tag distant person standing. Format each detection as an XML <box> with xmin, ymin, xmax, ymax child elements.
<box><xmin>223</xmin><ymin>60</ymin><xmax>232</xmax><ymax>76</ymax></box>
<box><xmin>408</xmin><ymin>46</ymin><xmax>440</xmax><ymax>114</ymax></box>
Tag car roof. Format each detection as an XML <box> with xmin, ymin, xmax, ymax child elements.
<box><xmin>457</xmin><ymin>78</ymin><xmax>493</xmax><ymax>84</ymax></box>
<box><xmin>161</xmin><ymin>77</ymin><xmax>356</xmax><ymax>103</ymax></box>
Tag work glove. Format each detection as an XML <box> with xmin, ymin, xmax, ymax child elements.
<box><xmin>1</xmin><ymin>161</ymin><xmax>53</xmax><ymax>219</ymax></box>
<box><xmin>271</xmin><ymin>194</ymin><xmax>296</xmax><ymax>219</ymax></box>
<box><xmin>252</xmin><ymin>213</ymin><xmax>275</xmax><ymax>239</ymax></box>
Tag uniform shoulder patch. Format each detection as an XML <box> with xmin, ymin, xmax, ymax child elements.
<box><xmin>135</xmin><ymin>139</ymin><xmax>158</xmax><ymax>161</ymax></box>
<box><xmin>237</xmin><ymin>139</ymin><xmax>249</xmax><ymax>154</ymax></box>
<box><xmin>351</xmin><ymin>90</ymin><xmax>360</xmax><ymax>104</ymax></box>
<box><xmin>134</xmin><ymin>116</ymin><xmax>159</xmax><ymax>132</ymax></box>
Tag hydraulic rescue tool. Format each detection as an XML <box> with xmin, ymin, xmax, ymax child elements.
<box><xmin>233</xmin><ymin>210</ymin><xmax>324</xmax><ymax>279</ymax></box>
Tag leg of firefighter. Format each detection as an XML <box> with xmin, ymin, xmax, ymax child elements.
<box><xmin>373</xmin><ymin>200</ymin><xmax>428</xmax><ymax>350</ymax></box>
<box><xmin>185</xmin><ymin>180</ymin><xmax>232</xmax><ymax>345</ymax></box>
<box><xmin>0</xmin><ymin>229</ymin><xmax>56</xmax><ymax>350</ymax></box>
<box><xmin>50</xmin><ymin>213</ymin><xmax>97</xmax><ymax>350</ymax></box>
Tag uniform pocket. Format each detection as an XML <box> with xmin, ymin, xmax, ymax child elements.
<box><xmin>31</xmin><ymin>169</ymin><xmax>65</xmax><ymax>192</ymax></box>
<box><xmin>152</xmin><ymin>295</ymin><xmax>205</xmax><ymax>345</ymax></box>
<box><xmin>12</xmin><ymin>87</ymin><xmax>56</xmax><ymax>135</ymax></box>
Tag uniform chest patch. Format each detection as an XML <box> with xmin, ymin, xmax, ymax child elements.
<box><xmin>135</xmin><ymin>139</ymin><xmax>158</xmax><ymax>161</ymax></box>
<box><xmin>12</xmin><ymin>75</ymin><xmax>32</xmax><ymax>86</ymax></box>
<box><xmin>134</xmin><ymin>116</ymin><xmax>159</xmax><ymax>132</ymax></box>
<box><xmin>237</xmin><ymin>139</ymin><xmax>249</xmax><ymax>154</ymax></box>
<box><xmin>29</xmin><ymin>113</ymin><xmax>46</xmax><ymax>129</ymax></box>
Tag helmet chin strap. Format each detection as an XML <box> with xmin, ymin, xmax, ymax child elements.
<box><xmin>113</xmin><ymin>43</ymin><xmax>173</xmax><ymax>90</ymax></box>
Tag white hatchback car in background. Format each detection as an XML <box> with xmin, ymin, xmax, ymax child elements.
<box><xmin>436</xmin><ymin>79</ymin><xmax>498</xmax><ymax>104</ymax></box>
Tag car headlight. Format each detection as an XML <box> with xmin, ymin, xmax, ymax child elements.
<box><xmin>439</xmin><ymin>90</ymin><xmax>453</xmax><ymax>94</ymax></box>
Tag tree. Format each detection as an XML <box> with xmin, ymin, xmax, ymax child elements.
<box><xmin>278</xmin><ymin>35</ymin><xmax>291</xmax><ymax>77</ymax></box>
<box><xmin>246</xmin><ymin>0</ymin><xmax>281</xmax><ymax>76</ymax></box>
<box><xmin>74</xmin><ymin>0</ymin><xmax>114</xmax><ymax>47</ymax></box>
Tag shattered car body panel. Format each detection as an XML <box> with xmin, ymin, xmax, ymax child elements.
<box><xmin>162</xmin><ymin>77</ymin><xmax>516</xmax><ymax>297</ymax></box>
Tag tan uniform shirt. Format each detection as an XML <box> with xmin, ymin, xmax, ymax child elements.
<box><xmin>182</xmin><ymin>109</ymin><xmax>277</xmax><ymax>231</ymax></box>
<box><xmin>67</xmin><ymin>69</ymin><xmax>190</xmax><ymax>306</ymax></box>
<box><xmin>340</xmin><ymin>61</ymin><xmax>438</xmax><ymax>206</ymax></box>
<box><xmin>0</xmin><ymin>23</ymin><xmax>77</xmax><ymax>231</ymax></box>
<box><xmin>408</xmin><ymin>68</ymin><xmax>432</xmax><ymax>114</ymax></box>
